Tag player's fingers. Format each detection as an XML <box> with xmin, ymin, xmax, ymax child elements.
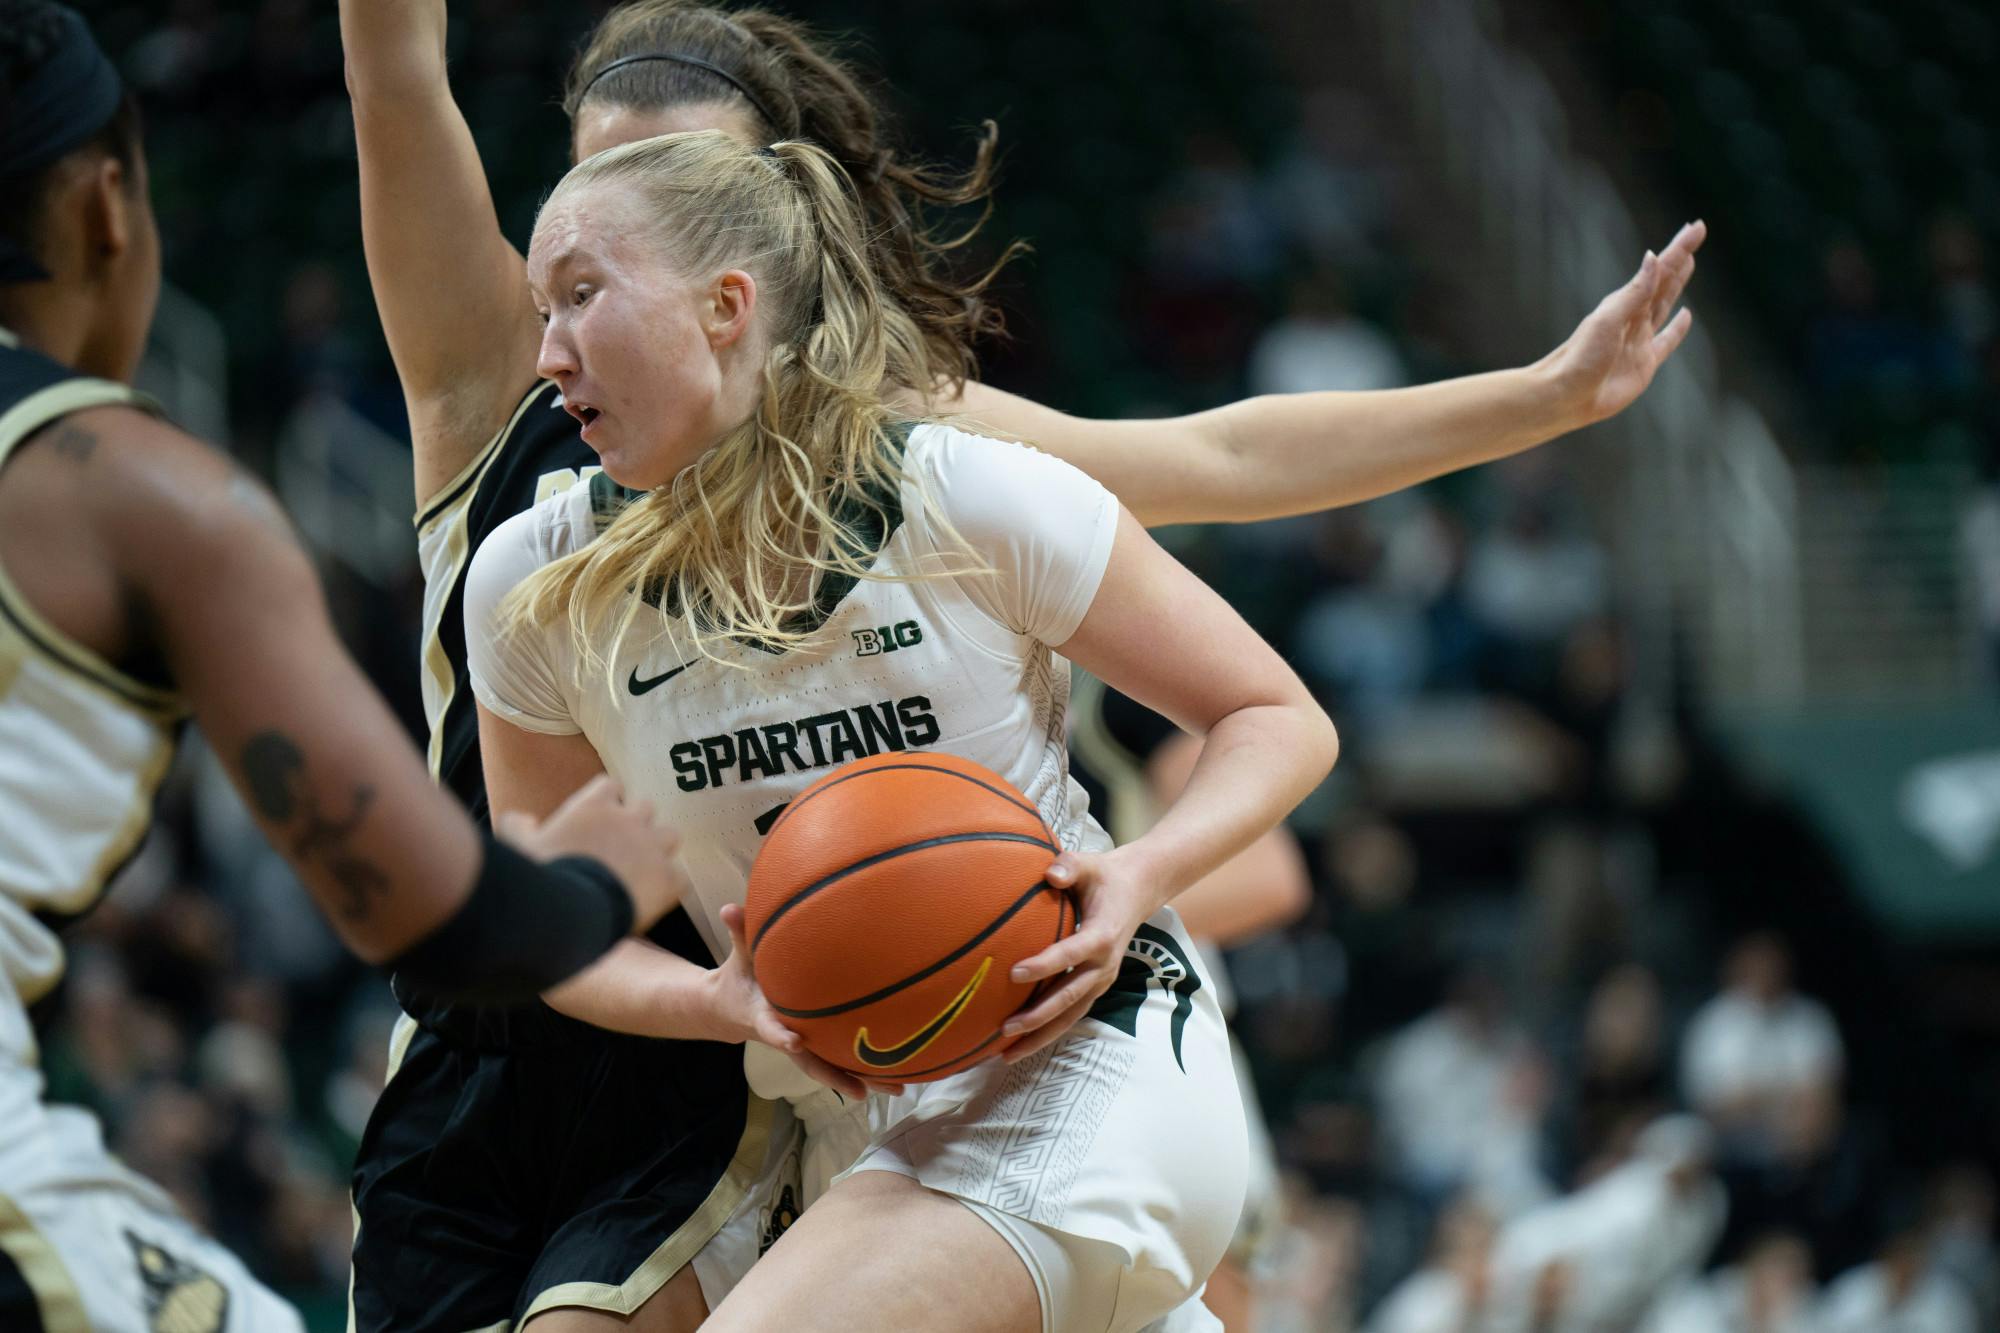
<box><xmin>1651</xmin><ymin>250</ymin><xmax>1696</xmax><ymax>330</ymax></box>
<box><xmin>1590</xmin><ymin>248</ymin><xmax>1655</xmax><ymax>327</ymax></box>
<box><xmin>1010</xmin><ymin>926</ymin><xmax>1112</xmax><ymax>985</ymax></box>
<box><xmin>756</xmin><ymin>1009</ymin><xmax>803</xmax><ymax>1054</ymax></box>
<box><xmin>1660</xmin><ymin>218</ymin><xmax>1707</xmax><ymax>264</ymax></box>
<box><xmin>791</xmin><ymin>1048</ymin><xmax>867</xmax><ymax>1099</ymax></box>
<box><xmin>1626</xmin><ymin>248</ymin><xmax>1658</xmax><ymax>298</ymax></box>
<box><xmin>1002</xmin><ymin>966</ymin><xmax>1107</xmax><ymax>1039</ymax></box>
<box><xmin>721</xmin><ymin>902</ymin><xmax>751</xmax><ymax>955</ymax></box>
<box><xmin>1002</xmin><ymin>994</ymin><xmax>1095</xmax><ymax>1063</ymax></box>
<box><xmin>1042</xmin><ymin>852</ymin><xmax>1087</xmax><ymax>890</ymax></box>
<box><xmin>1652</xmin><ymin>306</ymin><xmax>1695</xmax><ymax>362</ymax></box>
<box><xmin>864</xmin><ymin>1079</ymin><xmax>906</xmax><ymax>1096</ymax></box>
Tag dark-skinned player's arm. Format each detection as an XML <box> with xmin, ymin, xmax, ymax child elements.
<box><xmin>933</xmin><ymin>221</ymin><xmax>1704</xmax><ymax>527</ymax></box>
<box><xmin>339</xmin><ymin>0</ymin><xmax>541</xmax><ymax>504</ymax></box>
<box><xmin>82</xmin><ymin>406</ymin><xmax>682</xmax><ymax>995</ymax></box>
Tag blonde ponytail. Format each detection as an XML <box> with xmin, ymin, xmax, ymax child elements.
<box><xmin>507</xmin><ymin>131</ymin><xmax>982</xmax><ymax>686</ymax></box>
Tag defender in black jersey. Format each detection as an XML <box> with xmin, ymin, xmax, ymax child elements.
<box><xmin>355</xmin><ymin>382</ymin><xmax>763</xmax><ymax>1332</ymax></box>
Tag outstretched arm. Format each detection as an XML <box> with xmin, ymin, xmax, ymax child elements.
<box><xmin>69</xmin><ymin>407</ymin><xmax>678</xmax><ymax>989</ymax></box>
<box><xmin>340</xmin><ymin>0</ymin><xmax>543</xmax><ymax>502</ymax></box>
<box><xmin>941</xmin><ymin>222</ymin><xmax>1703</xmax><ymax>527</ymax></box>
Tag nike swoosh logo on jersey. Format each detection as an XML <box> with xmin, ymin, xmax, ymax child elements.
<box><xmin>628</xmin><ymin>662</ymin><xmax>694</xmax><ymax>696</ymax></box>
<box><xmin>852</xmin><ymin>958</ymin><xmax>992</xmax><ymax>1069</ymax></box>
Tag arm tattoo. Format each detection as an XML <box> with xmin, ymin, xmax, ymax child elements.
<box><xmin>241</xmin><ymin>730</ymin><xmax>391</xmax><ymax>922</ymax></box>
<box><xmin>46</xmin><ymin>422</ymin><xmax>97</xmax><ymax>463</ymax></box>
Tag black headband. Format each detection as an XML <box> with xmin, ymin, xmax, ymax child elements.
<box><xmin>0</xmin><ymin>3</ymin><xmax>126</xmax><ymax>283</ymax></box>
<box><xmin>578</xmin><ymin>52</ymin><xmax>781</xmax><ymax>136</ymax></box>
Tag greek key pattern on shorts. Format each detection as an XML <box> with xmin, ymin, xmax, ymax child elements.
<box><xmin>965</xmin><ymin>1027</ymin><xmax>1134</xmax><ymax>1226</ymax></box>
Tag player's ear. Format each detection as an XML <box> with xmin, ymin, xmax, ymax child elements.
<box><xmin>704</xmin><ymin>269</ymin><xmax>757</xmax><ymax>350</ymax></box>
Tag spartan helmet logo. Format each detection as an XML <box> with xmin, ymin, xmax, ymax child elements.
<box><xmin>125</xmin><ymin>1232</ymin><xmax>228</xmax><ymax>1333</ymax></box>
<box><xmin>1085</xmin><ymin>924</ymin><xmax>1203</xmax><ymax>1071</ymax></box>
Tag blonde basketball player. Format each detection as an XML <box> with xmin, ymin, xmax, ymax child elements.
<box><xmin>341</xmin><ymin>5</ymin><xmax>1705</xmax><ymax>1328</ymax></box>
<box><xmin>466</xmin><ymin>132</ymin><xmax>1338</xmax><ymax>1333</ymax></box>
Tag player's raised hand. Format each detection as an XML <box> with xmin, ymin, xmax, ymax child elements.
<box><xmin>1542</xmin><ymin>219</ymin><xmax>1705</xmax><ymax>427</ymax></box>
<box><xmin>1000</xmin><ymin>849</ymin><xmax>1156</xmax><ymax>1063</ymax></box>
<box><xmin>498</xmin><ymin>774</ymin><xmax>685</xmax><ymax>932</ymax></box>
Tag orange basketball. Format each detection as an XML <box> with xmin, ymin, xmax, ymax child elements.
<box><xmin>745</xmin><ymin>752</ymin><xmax>1074</xmax><ymax>1083</ymax></box>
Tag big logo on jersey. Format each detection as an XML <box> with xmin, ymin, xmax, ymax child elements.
<box><xmin>669</xmin><ymin>694</ymin><xmax>942</xmax><ymax>792</ymax></box>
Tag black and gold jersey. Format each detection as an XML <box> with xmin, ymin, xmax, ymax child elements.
<box><xmin>412</xmin><ymin>380</ymin><xmax>601</xmax><ymax>823</ymax></box>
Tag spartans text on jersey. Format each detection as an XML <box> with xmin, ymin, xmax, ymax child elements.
<box><xmin>669</xmin><ymin>695</ymin><xmax>941</xmax><ymax>792</ymax></box>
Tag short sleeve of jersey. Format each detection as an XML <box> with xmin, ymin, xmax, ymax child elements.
<box><xmin>463</xmin><ymin>504</ymin><xmax>582</xmax><ymax>736</ymax></box>
<box><xmin>909</xmin><ymin>424</ymin><xmax>1119</xmax><ymax>645</ymax></box>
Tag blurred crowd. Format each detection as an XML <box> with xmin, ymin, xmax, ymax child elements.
<box><xmin>41</xmin><ymin>0</ymin><xmax>2000</xmax><ymax>1329</ymax></box>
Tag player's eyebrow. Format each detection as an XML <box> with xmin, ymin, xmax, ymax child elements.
<box><xmin>527</xmin><ymin>245</ymin><xmax>583</xmax><ymax>301</ymax></box>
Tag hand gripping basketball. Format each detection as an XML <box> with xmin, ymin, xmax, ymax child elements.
<box><xmin>744</xmin><ymin>753</ymin><xmax>1077</xmax><ymax>1085</ymax></box>
<box><xmin>999</xmin><ymin>846</ymin><xmax>1162</xmax><ymax>1063</ymax></box>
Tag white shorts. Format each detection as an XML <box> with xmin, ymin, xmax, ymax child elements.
<box><xmin>0</xmin><ymin>1003</ymin><xmax>302</xmax><ymax>1333</ymax></box>
<box><xmin>703</xmin><ymin>916</ymin><xmax>1248</xmax><ymax>1333</ymax></box>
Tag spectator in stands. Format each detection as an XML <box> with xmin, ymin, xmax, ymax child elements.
<box><xmin>1487</xmin><ymin>1115</ymin><xmax>1726</xmax><ymax>1333</ymax></box>
<box><xmin>1375</xmin><ymin>968</ymin><xmax>1551</xmax><ymax>1215</ymax></box>
<box><xmin>1365</xmin><ymin>1197</ymin><xmax>1497</xmax><ymax>1333</ymax></box>
<box><xmin>1927</xmin><ymin>214</ymin><xmax>1993</xmax><ymax>361</ymax></box>
<box><xmin>1292</xmin><ymin>507</ymin><xmax>1437</xmax><ymax>728</ymax></box>
<box><xmin>1317</xmin><ymin>811</ymin><xmax>1434</xmax><ymax>1047</ymax></box>
<box><xmin>1642</xmin><ymin>1230</ymin><xmax>1820</xmax><ymax>1333</ymax></box>
<box><xmin>1553</xmin><ymin>963</ymin><xmax>1669</xmax><ymax>1185</ymax></box>
<box><xmin>1463</xmin><ymin>490</ymin><xmax>1608</xmax><ymax>696</ymax></box>
<box><xmin>1681</xmin><ymin>932</ymin><xmax>1843</xmax><ymax>1166</ymax></box>
<box><xmin>1925</xmin><ymin>1164</ymin><xmax>1999</xmax><ymax>1331</ymax></box>
<box><xmin>1818</xmin><ymin>1221</ymin><xmax>1977</xmax><ymax>1333</ymax></box>
<box><xmin>1249</xmin><ymin>264</ymin><xmax>1407</xmax><ymax>395</ymax></box>
<box><xmin>1804</xmin><ymin>239</ymin><xmax>1948</xmax><ymax>452</ymax></box>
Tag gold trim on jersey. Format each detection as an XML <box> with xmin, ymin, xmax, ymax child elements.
<box><xmin>416</xmin><ymin>385</ymin><xmax>554</xmax><ymax>780</ymax></box>
<box><xmin>1067</xmin><ymin>670</ymin><xmax>1157</xmax><ymax>847</ymax></box>
<box><xmin>0</xmin><ymin>632</ymin><xmax>22</xmax><ymax>703</ymax></box>
<box><xmin>413</xmin><ymin>382</ymin><xmax>555</xmax><ymax>535</ymax></box>
<box><xmin>0</xmin><ymin>381</ymin><xmax>185</xmax><ymax>718</ymax></box>
<box><xmin>515</xmin><ymin>1094</ymin><xmax>776</xmax><ymax>1322</ymax></box>
<box><xmin>0</xmin><ymin>1192</ymin><xmax>91</xmax><ymax>1333</ymax></box>
<box><xmin>341</xmin><ymin>1014</ymin><xmax>422</xmax><ymax>1333</ymax></box>
<box><xmin>14</xmin><ymin>726</ymin><xmax>177</xmax><ymax>1010</ymax></box>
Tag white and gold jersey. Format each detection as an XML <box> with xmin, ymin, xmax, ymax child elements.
<box><xmin>0</xmin><ymin>330</ymin><xmax>183</xmax><ymax>1041</ymax></box>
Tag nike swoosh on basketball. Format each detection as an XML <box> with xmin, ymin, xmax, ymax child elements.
<box><xmin>627</xmin><ymin>662</ymin><xmax>694</xmax><ymax>696</ymax></box>
<box><xmin>853</xmin><ymin>958</ymin><xmax>992</xmax><ymax>1069</ymax></box>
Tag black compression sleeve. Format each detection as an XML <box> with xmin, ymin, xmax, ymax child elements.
<box><xmin>385</xmin><ymin>837</ymin><xmax>635</xmax><ymax>1000</ymax></box>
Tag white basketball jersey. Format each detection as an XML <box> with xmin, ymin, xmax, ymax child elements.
<box><xmin>467</xmin><ymin>423</ymin><xmax>1121</xmax><ymax>1098</ymax></box>
<box><xmin>0</xmin><ymin>332</ymin><xmax>183</xmax><ymax>1048</ymax></box>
